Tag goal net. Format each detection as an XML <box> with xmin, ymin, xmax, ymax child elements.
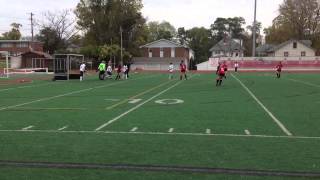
<box><xmin>0</xmin><ymin>51</ymin><xmax>9</xmax><ymax>78</ymax></box>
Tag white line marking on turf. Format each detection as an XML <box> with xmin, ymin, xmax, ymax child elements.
<box><xmin>128</xmin><ymin>99</ymin><xmax>143</xmax><ymax>104</ymax></box>
<box><xmin>22</xmin><ymin>126</ymin><xmax>34</xmax><ymax>130</ymax></box>
<box><xmin>58</xmin><ymin>126</ymin><xmax>68</xmax><ymax>131</ymax></box>
<box><xmin>130</xmin><ymin>127</ymin><xmax>138</xmax><ymax>132</ymax></box>
<box><xmin>0</xmin><ymin>75</ymin><xmax>157</xmax><ymax>111</ymax></box>
<box><xmin>231</xmin><ymin>74</ymin><xmax>293</xmax><ymax>136</ymax></box>
<box><xmin>2</xmin><ymin>129</ymin><xmax>320</xmax><ymax>140</ymax></box>
<box><xmin>245</xmin><ymin>129</ymin><xmax>251</xmax><ymax>135</ymax></box>
<box><xmin>104</xmin><ymin>99</ymin><xmax>120</xmax><ymax>102</ymax></box>
<box><xmin>287</xmin><ymin>78</ymin><xmax>320</xmax><ymax>88</ymax></box>
<box><xmin>206</xmin><ymin>129</ymin><xmax>211</xmax><ymax>134</ymax></box>
<box><xmin>0</xmin><ymin>82</ymin><xmax>53</xmax><ymax>92</ymax></box>
<box><xmin>95</xmin><ymin>79</ymin><xmax>187</xmax><ymax>131</ymax></box>
<box><xmin>168</xmin><ymin>128</ymin><xmax>174</xmax><ymax>133</ymax></box>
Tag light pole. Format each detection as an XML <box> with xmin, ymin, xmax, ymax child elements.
<box><xmin>252</xmin><ymin>0</ymin><xmax>257</xmax><ymax>57</ymax></box>
<box><xmin>120</xmin><ymin>26</ymin><xmax>123</xmax><ymax>66</ymax></box>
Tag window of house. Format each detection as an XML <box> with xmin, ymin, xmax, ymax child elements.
<box><xmin>0</xmin><ymin>43</ymin><xmax>13</xmax><ymax>48</ymax></box>
<box><xmin>215</xmin><ymin>51</ymin><xmax>220</xmax><ymax>55</ymax></box>
<box><xmin>148</xmin><ymin>49</ymin><xmax>153</xmax><ymax>58</ymax></box>
<box><xmin>301</xmin><ymin>51</ymin><xmax>306</xmax><ymax>57</ymax></box>
<box><xmin>171</xmin><ymin>48</ymin><xmax>175</xmax><ymax>58</ymax></box>
<box><xmin>160</xmin><ymin>48</ymin><xmax>164</xmax><ymax>58</ymax></box>
<box><xmin>284</xmin><ymin>52</ymin><xmax>289</xmax><ymax>57</ymax></box>
<box><xmin>17</xmin><ymin>43</ymin><xmax>28</xmax><ymax>48</ymax></box>
<box><xmin>293</xmin><ymin>42</ymin><xmax>297</xmax><ymax>49</ymax></box>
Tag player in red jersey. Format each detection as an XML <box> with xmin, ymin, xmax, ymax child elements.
<box><xmin>276</xmin><ymin>61</ymin><xmax>283</xmax><ymax>79</ymax></box>
<box><xmin>222</xmin><ymin>61</ymin><xmax>228</xmax><ymax>79</ymax></box>
<box><xmin>180</xmin><ymin>60</ymin><xmax>187</xmax><ymax>80</ymax></box>
<box><xmin>216</xmin><ymin>65</ymin><xmax>225</xmax><ymax>86</ymax></box>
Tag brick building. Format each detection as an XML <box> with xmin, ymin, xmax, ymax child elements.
<box><xmin>132</xmin><ymin>39</ymin><xmax>194</xmax><ymax>71</ymax></box>
<box><xmin>0</xmin><ymin>40</ymin><xmax>44</xmax><ymax>56</ymax></box>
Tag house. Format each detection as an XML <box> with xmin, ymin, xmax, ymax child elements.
<box><xmin>256</xmin><ymin>40</ymin><xmax>316</xmax><ymax>57</ymax></box>
<box><xmin>0</xmin><ymin>40</ymin><xmax>44</xmax><ymax>56</ymax></box>
<box><xmin>210</xmin><ymin>38</ymin><xmax>244</xmax><ymax>57</ymax></box>
<box><xmin>10</xmin><ymin>50</ymin><xmax>52</xmax><ymax>69</ymax></box>
<box><xmin>132</xmin><ymin>39</ymin><xmax>194</xmax><ymax>70</ymax></box>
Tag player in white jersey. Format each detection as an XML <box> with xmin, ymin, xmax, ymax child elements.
<box><xmin>168</xmin><ymin>63</ymin><xmax>174</xmax><ymax>79</ymax></box>
<box><xmin>106</xmin><ymin>65</ymin><xmax>113</xmax><ymax>79</ymax></box>
<box><xmin>123</xmin><ymin>64</ymin><xmax>128</xmax><ymax>79</ymax></box>
<box><xmin>80</xmin><ymin>62</ymin><xmax>86</xmax><ymax>81</ymax></box>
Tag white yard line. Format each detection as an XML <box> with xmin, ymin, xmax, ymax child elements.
<box><xmin>206</xmin><ymin>129</ymin><xmax>211</xmax><ymax>134</ymax></box>
<box><xmin>245</xmin><ymin>129</ymin><xmax>251</xmax><ymax>135</ymax></box>
<box><xmin>0</xmin><ymin>75</ymin><xmax>157</xmax><ymax>111</ymax></box>
<box><xmin>231</xmin><ymin>74</ymin><xmax>293</xmax><ymax>136</ymax></box>
<box><xmin>168</xmin><ymin>128</ymin><xmax>174</xmax><ymax>133</ymax></box>
<box><xmin>0</xmin><ymin>82</ymin><xmax>57</xmax><ymax>93</ymax></box>
<box><xmin>22</xmin><ymin>126</ymin><xmax>34</xmax><ymax>130</ymax></box>
<box><xmin>58</xmin><ymin>126</ymin><xmax>68</xmax><ymax>131</ymax></box>
<box><xmin>95</xmin><ymin>80</ymin><xmax>185</xmax><ymax>131</ymax></box>
<box><xmin>0</xmin><ymin>129</ymin><xmax>319</xmax><ymax>140</ymax></box>
<box><xmin>130</xmin><ymin>127</ymin><xmax>138</xmax><ymax>132</ymax></box>
<box><xmin>287</xmin><ymin>78</ymin><xmax>320</xmax><ymax>88</ymax></box>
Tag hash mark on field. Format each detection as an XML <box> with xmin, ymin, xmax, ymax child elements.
<box><xmin>245</xmin><ymin>130</ymin><xmax>251</xmax><ymax>135</ymax></box>
<box><xmin>168</xmin><ymin>128</ymin><xmax>174</xmax><ymax>133</ymax></box>
<box><xmin>58</xmin><ymin>126</ymin><xmax>68</xmax><ymax>131</ymax></box>
<box><xmin>130</xmin><ymin>127</ymin><xmax>138</xmax><ymax>132</ymax></box>
<box><xmin>206</xmin><ymin>129</ymin><xmax>211</xmax><ymax>134</ymax></box>
<box><xmin>231</xmin><ymin>74</ymin><xmax>292</xmax><ymax>136</ymax></box>
<box><xmin>22</xmin><ymin>126</ymin><xmax>34</xmax><ymax>131</ymax></box>
<box><xmin>95</xmin><ymin>78</ymin><xmax>189</xmax><ymax>131</ymax></box>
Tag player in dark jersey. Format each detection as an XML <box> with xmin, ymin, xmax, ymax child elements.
<box><xmin>222</xmin><ymin>61</ymin><xmax>228</xmax><ymax>79</ymax></box>
<box><xmin>115</xmin><ymin>64</ymin><xmax>122</xmax><ymax>80</ymax></box>
<box><xmin>180</xmin><ymin>60</ymin><xmax>187</xmax><ymax>80</ymax></box>
<box><xmin>276</xmin><ymin>61</ymin><xmax>283</xmax><ymax>79</ymax></box>
<box><xmin>216</xmin><ymin>65</ymin><xmax>226</xmax><ymax>86</ymax></box>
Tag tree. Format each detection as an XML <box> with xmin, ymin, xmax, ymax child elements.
<box><xmin>186</xmin><ymin>27</ymin><xmax>213</xmax><ymax>69</ymax></box>
<box><xmin>265</xmin><ymin>0</ymin><xmax>320</xmax><ymax>48</ymax></box>
<box><xmin>146</xmin><ymin>21</ymin><xmax>176</xmax><ymax>41</ymax></box>
<box><xmin>210</xmin><ymin>17</ymin><xmax>246</xmax><ymax>42</ymax></box>
<box><xmin>75</xmin><ymin>0</ymin><xmax>147</xmax><ymax>56</ymax></box>
<box><xmin>1</xmin><ymin>23</ymin><xmax>22</xmax><ymax>40</ymax></box>
<box><xmin>36</xmin><ymin>27</ymin><xmax>60</xmax><ymax>54</ymax></box>
<box><xmin>177</xmin><ymin>27</ymin><xmax>187</xmax><ymax>45</ymax></box>
<box><xmin>36</xmin><ymin>9</ymin><xmax>77</xmax><ymax>53</ymax></box>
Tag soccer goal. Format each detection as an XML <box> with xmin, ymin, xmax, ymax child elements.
<box><xmin>0</xmin><ymin>51</ymin><xmax>9</xmax><ymax>78</ymax></box>
<box><xmin>53</xmin><ymin>54</ymin><xmax>85</xmax><ymax>80</ymax></box>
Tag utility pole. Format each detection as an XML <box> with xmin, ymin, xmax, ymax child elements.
<box><xmin>30</xmin><ymin>12</ymin><xmax>34</xmax><ymax>42</ymax></box>
<box><xmin>120</xmin><ymin>26</ymin><xmax>123</xmax><ymax>66</ymax></box>
<box><xmin>252</xmin><ymin>0</ymin><xmax>257</xmax><ymax>57</ymax></box>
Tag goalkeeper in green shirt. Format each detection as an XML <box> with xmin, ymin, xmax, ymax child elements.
<box><xmin>98</xmin><ymin>61</ymin><xmax>106</xmax><ymax>80</ymax></box>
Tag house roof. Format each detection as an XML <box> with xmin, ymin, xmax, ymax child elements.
<box><xmin>21</xmin><ymin>50</ymin><xmax>52</xmax><ymax>59</ymax></box>
<box><xmin>140</xmin><ymin>39</ymin><xmax>188</xmax><ymax>48</ymax></box>
<box><xmin>209</xmin><ymin>39</ymin><xmax>245</xmax><ymax>52</ymax></box>
<box><xmin>256</xmin><ymin>40</ymin><xmax>315</xmax><ymax>53</ymax></box>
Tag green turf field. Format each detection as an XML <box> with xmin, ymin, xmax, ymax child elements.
<box><xmin>0</xmin><ymin>72</ymin><xmax>320</xmax><ymax>179</ymax></box>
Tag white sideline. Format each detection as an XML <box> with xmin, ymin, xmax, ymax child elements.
<box><xmin>0</xmin><ymin>75</ymin><xmax>158</xmax><ymax>111</ymax></box>
<box><xmin>287</xmin><ymin>78</ymin><xmax>320</xmax><ymax>88</ymax></box>
<box><xmin>231</xmin><ymin>74</ymin><xmax>293</xmax><ymax>136</ymax></box>
<box><xmin>95</xmin><ymin>80</ymin><xmax>185</xmax><ymax>131</ymax></box>
<box><xmin>0</xmin><ymin>129</ymin><xmax>320</xmax><ymax>140</ymax></box>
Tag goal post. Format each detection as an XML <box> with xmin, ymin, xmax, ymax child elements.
<box><xmin>0</xmin><ymin>51</ymin><xmax>9</xmax><ymax>78</ymax></box>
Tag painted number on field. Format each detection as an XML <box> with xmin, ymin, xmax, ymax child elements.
<box><xmin>155</xmin><ymin>99</ymin><xmax>184</xmax><ymax>105</ymax></box>
<box><xmin>128</xmin><ymin>99</ymin><xmax>143</xmax><ymax>104</ymax></box>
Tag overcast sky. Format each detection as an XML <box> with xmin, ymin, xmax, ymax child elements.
<box><xmin>0</xmin><ymin>0</ymin><xmax>283</xmax><ymax>36</ymax></box>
